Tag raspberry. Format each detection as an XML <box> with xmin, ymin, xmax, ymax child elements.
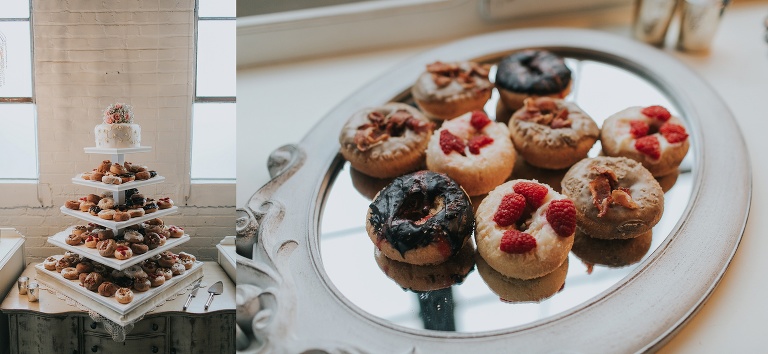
<box><xmin>468</xmin><ymin>135</ymin><xmax>494</xmax><ymax>155</ymax></box>
<box><xmin>493</xmin><ymin>193</ymin><xmax>526</xmax><ymax>227</ymax></box>
<box><xmin>629</xmin><ymin>120</ymin><xmax>649</xmax><ymax>138</ymax></box>
<box><xmin>499</xmin><ymin>229</ymin><xmax>537</xmax><ymax>254</ymax></box>
<box><xmin>470</xmin><ymin>111</ymin><xmax>492</xmax><ymax>131</ymax></box>
<box><xmin>439</xmin><ymin>130</ymin><xmax>466</xmax><ymax>156</ymax></box>
<box><xmin>513</xmin><ymin>181</ymin><xmax>549</xmax><ymax>208</ymax></box>
<box><xmin>641</xmin><ymin>105</ymin><xmax>671</xmax><ymax>122</ymax></box>
<box><xmin>634</xmin><ymin>135</ymin><xmax>661</xmax><ymax>159</ymax></box>
<box><xmin>659</xmin><ymin>122</ymin><xmax>688</xmax><ymax>143</ymax></box>
<box><xmin>546</xmin><ymin>199</ymin><xmax>576</xmax><ymax>237</ymax></box>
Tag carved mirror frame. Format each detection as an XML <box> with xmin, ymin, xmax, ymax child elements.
<box><xmin>235</xmin><ymin>28</ymin><xmax>750</xmax><ymax>353</ymax></box>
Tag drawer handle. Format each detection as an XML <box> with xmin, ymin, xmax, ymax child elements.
<box><xmin>152</xmin><ymin>346</ymin><xmax>159</xmax><ymax>353</ymax></box>
<box><xmin>152</xmin><ymin>323</ymin><xmax>159</xmax><ymax>331</ymax></box>
<box><xmin>91</xmin><ymin>345</ymin><xmax>98</xmax><ymax>352</ymax></box>
<box><xmin>90</xmin><ymin>322</ymin><xmax>97</xmax><ymax>329</ymax></box>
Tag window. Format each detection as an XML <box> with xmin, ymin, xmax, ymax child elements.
<box><xmin>191</xmin><ymin>0</ymin><xmax>236</xmax><ymax>181</ymax></box>
<box><xmin>0</xmin><ymin>0</ymin><xmax>36</xmax><ymax>181</ymax></box>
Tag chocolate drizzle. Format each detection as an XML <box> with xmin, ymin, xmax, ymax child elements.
<box><xmin>369</xmin><ymin>171</ymin><xmax>473</xmax><ymax>257</ymax></box>
<box><xmin>495</xmin><ymin>50</ymin><xmax>571</xmax><ymax>95</ymax></box>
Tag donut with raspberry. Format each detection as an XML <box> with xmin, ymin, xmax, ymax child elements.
<box><xmin>560</xmin><ymin>156</ymin><xmax>664</xmax><ymax>239</ymax></box>
<box><xmin>508</xmin><ymin>97</ymin><xmax>599</xmax><ymax>170</ymax></box>
<box><xmin>339</xmin><ymin>103</ymin><xmax>433</xmax><ymax>179</ymax></box>
<box><xmin>600</xmin><ymin>105</ymin><xmax>690</xmax><ymax>177</ymax></box>
<box><xmin>411</xmin><ymin>60</ymin><xmax>493</xmax><ymax>120</ymax></box>
<box><xmin>475</xmin><ymin>179</ymin><xmax>575</xmax><ymax>280</ymax></box>
<box><xmin>425</xmin><ymin>111</ymin><xmax>516</xmax><ymax>196</ymax></box>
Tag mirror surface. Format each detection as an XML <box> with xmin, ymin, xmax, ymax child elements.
<box><xmin>320</xmin><ymin>57</ymin><xmax>694</xmax><ymax>333</ymax></box>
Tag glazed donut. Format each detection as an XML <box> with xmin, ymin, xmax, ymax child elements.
<box><xmin>97</xmin><ymin>239</ymin><xmax>117</xmax><ymax>257</ymax></box>
<box><xmin>115</xmin><ymin>288</ymin><xmax>134</xmax><ymax>304</ymax></box>
<box><xmin>168</xmin><ymin>226</ymin><xmax>184</xmax><ymax>238</ymax></box>
<box><xmin>143</xmin><ymin>202</ymin><xmax>158</xmax><ymax>214</ymax></box>
<box><xmin>65</xmin><ymin>233</ymin><xmax>83</xmax><ymax>246</ymax></box>
<box><xmin>110</xmin><ymin>163</ymin><xmax>128</xmax><ymax>175</ymax></box>
<box><xmin>97</xmin><ymin>198</ymin><xmax>115</xmax><ymax>210</ymax></box>
<box><xmin>98</xmin><ymin>209</ymin><xmax>115</xmax><ymax>220</ymax></box>
<box><xmin>157</xmin><ymin>197</ymin><xmax>173</xmax><ymax>209</ymax></box>
<box><xmin>411</xmin><ymin>61</ymin><xmax>493</xmax><ymax>120</ymax></box>
<box><xmin>83</xmin><ymin>272</ymin><xmax>104</xmax><ymax>292</ymax></box>
<box><xmin>130</xmin><ymin>243</ymin><xmax>149</xmax><ymax>255</ymax></box>
<box><xmin>85</xmin><ymin>194</ymin><xmax>102</xmax><ymax>203</ymax></box>
<box><xmin>114</xmin><ymin>245</ymin><xmax>133</xmax><ymax>260</ymax></box>
<box><xmin>61</xmin><ymin>267</ymin><xmax>80</xmax><ymax>280</ymax></box>
<box><xmin>64</xmin><ymin>200</ymin><xmax>81</xmax><ymax>210</ymax></box>
<box><xmin>44</xmin><ymin>256</ymin><xmax>58</xmax><ymax>271</ymax></box>
<box><xmin>158</xmin><ymin>251</ymin><xmax>177</xmax><ymax>268</ymax></box>
<box><xmin>366</xmin><ymin>170</ymin><xmax>474</xmax><ymax>265</ymax></box>
<box><xmin>113</xmin><ymin>211</ymin><xmax>130</xmax><ymax>222</ymax></box>
<box><xmin>600</xmin><ymin>105</ymin><xmax>690</xmax><ymax>177</ymax></box>
<box><xmin>76</xmin><ymin>261</ymin><xmax>93</xmax><ymax>274</ymax></box>
<box><xmin>475</xmin><ymin>179</ymin><xmax>576</xmax><ymax>280</ymax></box>
<box><xmin>135</xmin><ymin>171</ymin><xmax>151</xmax><ymax>180</ymax></box>
<box><xmin>128</xmin><ymin>208</ymin><xmax>145</xmax><ymax>218</ymax></box>
<box><xmin>148</xmin><ymin>273</ymin><xmax>165</xmax><ymax>287</ymax></box>
<box><xmin>97</xmin><ymin>160</ymin><xmax>111</xmax><ymax>174</ymax></box>
<box><xmin>171</xmin><ymin>263</ymin><xmax>185</xmax><ymax>276</ymax></box>
<box><xmin>425</xmin><ymin>111</ymin><xmax>516</xmax><ymax>196</ymax></box>
<box><xmin>71</xmin><ymin>225</ymin><xmax>88</xmax><ymax>236</ymax></box>
<box><xmin>560</xmin><ymin>156</ymin><xmax>664</xmax><ymax>239</ymax></box>
<box><xmin>98</xmin><ymin>281</ymin><xmax>118</xmax><ymax>297</ymax></box>
<box><xmin>101</xmin><ymin>175</ymin><xmax>122</xmax><ymax>185</ymax></box>
<box><xmin>123</xmin><ymin>230</ymin><xmax>144</xmax><ymax>243</ymax></box>
<box><xmin>78</xmin><ymin>201</ymin><xmax>95</xmax><ymax>212</ymax></box>
<box><xmin>338</xmin><ymin>103</ymin><xmax>433</xmax><ymax>179</ymax></box>
<box><xmin>476</xmin><ymin>252</ymin><xmax>568</xmax><ymax>303</ymax></box>
<box><xmin>508</xmin><ymin>97</ymin><xmax>599</xmax><ymax>170</ymax></box>
<box><xmin>495</xmin><ymin>49</ymin><xmax>572</xmax><ymax>111</ymax></box>
<box><xmin>133</xmin><ymin>277</ymin><xmax>151</xmax><ymax>292</ymax></box>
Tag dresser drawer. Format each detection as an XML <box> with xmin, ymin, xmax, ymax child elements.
<box><xmin>83</xmin><ymin>334</ymin><xmax>166</xmax><ymax>354</ymax></box>
<box><xmin>84</xmin><ymin>316</ymin><xmax>167</xmax><ymax>336</ymax></box>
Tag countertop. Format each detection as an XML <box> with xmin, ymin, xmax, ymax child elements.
<box><xmin>239</xmin><ymin>2</ymin><xmax>767</xmax><ymax>352</ymax></box>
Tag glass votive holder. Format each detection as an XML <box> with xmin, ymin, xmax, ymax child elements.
<box><xmin>27</xmin><ymin>283</ymin><xmax>40</xmax><ymax>302</ymax></box>
<box><xmin>632</xmin><ymin>0</ymin><xmax>680</xmax><ymax>46</ymax></box>
<box><xmin>17</xmin><ymin>276</ymin><xmax>29</xmax><ymax>295</ymax></box>
<box><xmin>677</xmin><ymin>0</ymin><xmax>729</xmax><ymax>52</ymax></box>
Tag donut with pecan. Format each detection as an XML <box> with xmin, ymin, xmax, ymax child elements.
<box><xmin>411</xmin><ymin>61</ymin><xmax>493</xmax><ymax>120</ymax></box>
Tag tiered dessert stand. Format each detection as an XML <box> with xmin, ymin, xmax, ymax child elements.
<box><xmin>36</xmin><ymin>145</ymin><xmax>203</xmax><ymax>340</ymax></box>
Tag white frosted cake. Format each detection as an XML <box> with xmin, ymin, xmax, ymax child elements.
<box><xmin>95</xmin><ymin>103</ymin><xmax>141</xmax><ymax>148</ymax></box>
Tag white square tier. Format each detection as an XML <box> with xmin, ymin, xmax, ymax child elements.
<box><xmin>35</xmin><ymin>261</ymin><xmax>203</xmax><ymax>323</ymax></box>
<box><xmin>60</xmin><ymin>205</ymin><xmax>178</xmax><ymax>229</ymax></box>
<box><xmin>71</xmin><ymin>174</ymin><xmax>166</xmax><ymax>191</ymax></box>
<box><xmin>84</xmin><ymin>146</ymin><xmax>152</xmax><ymax>154</ymax></box>
<box><xmin>47</xmin><ymin>227</ymin><xmax>190</xmax><ymax>270</ymax></box>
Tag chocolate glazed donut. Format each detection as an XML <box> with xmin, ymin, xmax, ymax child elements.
<box><xmin>495</xmin><ymin>50</ymin><xmax>571</xmax><ymax>95</ymax></box>
<box><xmin>368</xmin><ymin>170</ymin><xmax>473</xmax><ymax>264</ymax></box>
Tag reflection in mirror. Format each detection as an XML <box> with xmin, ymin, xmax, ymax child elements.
<box><xmin>320</xmin><ymin>57</ymin><xmax>694</xmax><ymax>333</ymax></box>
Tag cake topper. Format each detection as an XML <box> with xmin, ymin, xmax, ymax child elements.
<box><xmin>103</xmin><ymin>103</ymin><xmax>134</xmax><ymax>124</ymax></box>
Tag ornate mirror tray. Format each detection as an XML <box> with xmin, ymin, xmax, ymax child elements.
<box><xmin>236</xmin><ymin>28</ymin><xmax>750</xmax><ymax>353</ymax></box>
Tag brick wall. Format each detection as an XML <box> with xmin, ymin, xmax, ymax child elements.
<box><xmin>5</xmin><ymin>0</ymin><xmax>235</xmax><ymax>262</ymax></box>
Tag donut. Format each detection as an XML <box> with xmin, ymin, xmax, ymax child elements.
<box><xmin>44</xmin><ymin>256</ymin><xmax>58</xmax><ymax>271</ymax></box>
<box><xmin>130</xmin><ymin>243</ymin><xmax>149</xmax><ymax>255</ymax></box>
<box><xmin>178</xmin><ymin>252</ymin><xmax>196</xmax><ymax>269</ymax></box>
<box><xmin>61</xmin><ymin>267</ymin><xmax>80</xmax><ymax>280</ymax></box>
<box><xmin>65</xmin><ymin>233</ymin><xmax>83</xmax><ymax>246</ymax></box>
<box><xmin>83</xmin><ymin>235</ymin><xmax>98</xmax><ymax>248</ymax></box>
<box><xmin>97</xmin><ymin>198</ymin><xmax>115</xmax><ymax>210</ymax></box>
<box><xmin>148</xmin><ymin>273</ymin><xmax>165</xmax><ymax>287</ymax></box>
<box><xmin>112</xmin><ymin>273</ymin><xmax>134</xmax><ymax>288</ymax></box>
<box><xmin>63</xmin><ymin>251</ymin><xmax>81</xmax><ymax>263</ymax></box>
<box><xmin>93</xmin><ymin>263</ymin><xmax>108</xmax><ymax>275</ymax></box>
<box><xmin>123</xmin><ymin>230</ymin><xmax>143</xmax><ymax>243</ymax></box>
<box><xmin>97</xmin><ymin>239</ymin><xmax>117</xmax><ymax>257</ymax></box>
<box><xmin>560</xmin><ymin>156</ymin><xmax>664</xmax><ymax>239</ymax></box>
<box><xmin>79</xmin><ymin>272</ymin><xmax>89</xmax><ymax>285</ymax></box>
<box><xmin>425</xmin><ymin>111</ymin><xmax>516</xmax><ymax>196</ymax></box>
<box><xmin>88</xmin><ymin>205</ymin><xmax>102</xmax><ymax>216</ymax></box>
<box><xmin>168</xmin><ymin>226</ymin><xmax>184</xmax><ymax>238</ymax></box>
<box><xmin>101</xmin><ymin>175</ymin><xmax>122</xmax><ymax>185</ymax></box>
<box><xmin>571</xmin><ymin>229</ymin><xmax>653</xmax><ymax>269</ymax></box>
<box><xmin>64</xmin><ymin>200</ymin><xmax>81</xmax><ymax>210</ymax></box>
<box><xmin>113</xmin><ymin>211</ymin><xmax>130</xmax><ymax>222</ymax></box>
<box><xmin>600</xmin><ymin>105</ymin><xmax>690</xmax><ymax>177</ymax></box>
<box><xmin>98</xmin><ymin>282</ymin><xmax>118</xmax><ymax>297</ymax></box>
<box><xmin>85</xmin><ymin>194</ymin><xmax>102</xmax><ymax>203</ymax></box>
<box><xmin>508</xmin><ymin>97</ymin><xmax>599</xmax><ymax>170</ymax></box>
<box><xmin>374</xmin><ymin>240</ymin><xmax>475</xmax><ymax>292</ymax></box>
<box><xmin>119</xmin><ymin>173</ymin><xmax>135</xmax><ymax>183</ymax></box>
<box><xmin>145</xmin><ymin>232</ymin><xmax>162</xmax><ymax>250</ymax></box>
<box><xmin>411</xmin><ymin>61</ymin><xmax>493</xmax><ymax>120</ymax></box>
<box><xmin>475</xmin><ymin>179</ymin><xmax>576</xmax><ymax>280</ymax></box>
<box><xmin>135</xmin><ymin>171</ymin><xmax>151</xmax><ymax>180</ymax></box>
<box><xmin>495</xmin><ymin>49</ymin><xmax>572</xmax><ymax>111</ymax></box>
<box><xmin>157</xmin><ymin>197</ymin><xmax>173</xmax><ymax>209</ymax></box>
<box><xmin>146</xmin><ymin>218</ymin><xmax>163</xmax><ymax>226</ymax></box>
<box><xmin>133</xmin><ymin>277</ymin><xmax>151</xmax><ymax>292</ymax></box>
<box><xmin>72</xmin><ymin>225</ymin><xmax>88</xmax><ymax>236</ymax></box>
<box><xmin>475</xmin><ymin>252</ymin><xmax>568</xmax><ymax>303</ymax></box>
<box><xmin>97</xmin><ymin>160</ymin><xmax>111</xmax><ymax>174</ymax></box>
<box><xmin>366</xmin><ymin>170</ymin><xmax>474</xmax><ymax>265</ymax></box>
<box><xmin>95</xmin><ymin>229</ymin><xmax>115</xmax><ymax>241</ymax></box>
<box><xmin>90</xmin><ymin>171</ymin><xmax>105</xmax><ymax>182</ymax></box>
<box><xmin>128</xmin><ymin>208</ymin><xmax>145</xmax><ymax>218</ymax></box>
<box><xmin>82</xmin><ymin>171</ymin><xmax>93</xmax><ymax>180</ymax></box>
<box><xmin>98</xmin><ymin>209</ymin><xmax>115</xmax><ymax>220</ymax></box>
<box><xmin>76</xmin><ymin>261</ymin><xmax>93</xmax><ymax>274</ymax></box>
<box><xmin>158</xmin><ymin>251</ymin><xmax>177</xmax><ymax>268</ymax></box>
<box><xmin>141</xmin><ymin>260</ymin><xmax>159</xmax><ymax>274</ymax></box>
<box><xmin>338</xmin><ymin>103</ymin><xmax>433</xmax><ymax>179</ymax></box>
<box><xmin>125</xmin><ymin>161</ymin><xmax>148</xmax><ymax>173</ymax></box>
<box><xmin>110</xmin><ymin>163</ymin><xmax>128</xmax><ymax>175</ymax></box>
<box><xmin>115</xmin><ymin>288</ymin><xmax>134</xmax><ymax>304</ymax></box>
<box><xmin>83</xmin><ymin>272</ymin><xmax>104</xmax><ymax>292</ymax></box>
<box><xmin>143</xmin><ymin>202</ymin><xmax>158</xmax><ymax>214</ymax></box>
<box><xmin>157</xmin><ymin>268</ymin><xmax>173</xmax><ymax>280</ymax></box>
<box><xmin>171</xmin><ymin>263</ymin><xmax>186</xmax><ymax>276</ymax></box>
<box><xmin>114</xmin><ymin>245</ymin><xmax>133</xmax><ymax>260</ymax></box>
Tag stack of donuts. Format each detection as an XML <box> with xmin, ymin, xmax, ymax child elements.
<box><xmin>63</xmin><ymin>219</ymin><xmax>185</xmax><ymax>259</ymax></box>
<box><xmin>43</xmin><ymin>251</ymin><xmax>197</xmax><ymax>305</ymax></box>
<box><xmin>338</xmin><ymin>49</ymin><xmax>690</xmax><ymax>286</ymax></box>
<box><xmin>81</xmin><ymin>160</ymin><xmax>157</xmax><ymax>185</ymax></box>
<box><xmin>63</xmin><ymin>188</ymin><xmax>175</xmax><ymax>221</ymax></box>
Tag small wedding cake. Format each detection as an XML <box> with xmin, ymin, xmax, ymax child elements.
<box><xmin>94</xmin><ymin>103</ymin><xmax>141</xmax><ymax>148</ymax></box>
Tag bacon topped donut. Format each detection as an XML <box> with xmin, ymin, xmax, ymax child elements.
<box><xmin>411</xmin><ymin>61</ymin><xmax>493</xmax><ymax>120</ymax></box>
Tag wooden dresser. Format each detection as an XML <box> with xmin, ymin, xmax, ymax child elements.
<box><xmin>0</xmin><ymin>262</ymin><xmax>235</xmax><ymax>354</ymax></box>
